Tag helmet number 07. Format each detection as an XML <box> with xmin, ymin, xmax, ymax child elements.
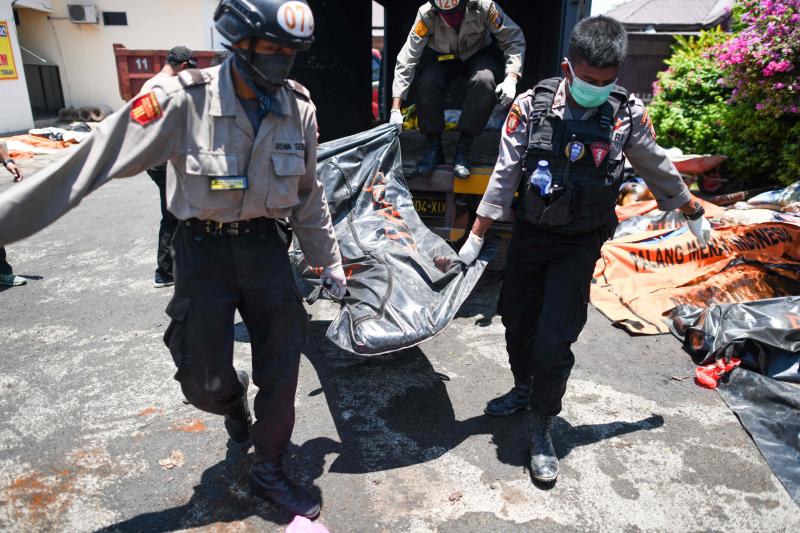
<box><xmin>278</xmin><ymin>1</ymin><xmax>314</xmax><ymax>38</ymax></box>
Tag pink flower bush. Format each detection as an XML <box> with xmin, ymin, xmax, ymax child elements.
<box><xmin>714</xmin><ymin>0</ymin><xmax>800</xmax><ymax>116</ymax></box>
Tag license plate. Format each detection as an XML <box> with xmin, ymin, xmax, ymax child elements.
<box><xmin>413</xmin><ymin>197</ymin><xmax>446</xmax><ymax>216</ymax></box>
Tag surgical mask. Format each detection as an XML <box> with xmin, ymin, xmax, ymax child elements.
<box><xmin>227</xmin><ymin>44</ymin><xmax>296</xmax><ymax>94</ymax></box>
<box><xmin>567</xmin><ymin>60</ymin><xmax>616</xmax><ymax>108</ymax></box>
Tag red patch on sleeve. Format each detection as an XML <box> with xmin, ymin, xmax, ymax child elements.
<box><xmin>505</xmin><ymin>104</ymin><xmax>522</xmax><ymax>136</ymax></box>
<box><xmin>640</xmin><ymin>108</ymin><xmax>657</xmax><ymax>140</ymax></box>
<box><xmin>130</xmin><ymin>92</ymin><xmax>163</xmax><ymax>126</ymax></box>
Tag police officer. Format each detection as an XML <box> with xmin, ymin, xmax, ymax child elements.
<box><xmin>139</xmin><ymin>46</ymin><xmax>198</xmax><ymax>288</ymax></box>
<box><xmin>0</xmin><ymin>0</ymin><xmax>345</xmax><ymax>518</ymax></box>
<box><xmin>390</xmin><ymin>0</ymin><xmax>525</xmax><ymax>178</ymax></box>
<box><xmin>456</xmin><ymin>16</ymin><xmax>711</xmax><ymax>483</ymax></box>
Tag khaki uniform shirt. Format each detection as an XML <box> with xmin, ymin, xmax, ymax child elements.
<box><xmin>392</xmin><ymin>0</ymin><xmax>525</xmax><ymax>100</ymax></box>
<box><xmin>477</xmin><ymin>78</ymin><xmax>692</xmax><ymax>221</ymax></box>
<box><xmin>0</xmin><ymin>59</ymin><xmax>341</xmax><ymax>268</ymax></box>
<box><xmin>139</xmin><ymin>71</ymin><xmax>173</xmax><ymax>95</ymax></box>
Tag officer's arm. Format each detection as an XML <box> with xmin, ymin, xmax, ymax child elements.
<box><xmin>623</xmin><ymin>97</ymin><xmax>692</xmax><ymax>212</ymax></box>
<box><xmin>289</xmin><ymin>109</ymin><xmax>342</xmax><ymax>269</ymax></box>
<box><xmin>486</xmin><ymin>2</ymin><xmax>525</xmax><ymax>79</ymax></box>
<box><xmin>473</xmin><ymin>96</ymin><xmax>529</xmax><ymax>234</ymax></box>
<box><xmin>392</xmin><ymin>10</ymin><xmax>432</xmax><ymax>103</ymax></box>
<box><xmin>0</xmin><ymin>89</ymin><xmax>183</xmax><ymax>246</ymax></box>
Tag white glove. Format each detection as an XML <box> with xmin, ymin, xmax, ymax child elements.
<box><xmin>321</xmin><ymin>264</ymin><xmax>347</xmax><ymax>300</ymax></box>
<box><xmin>457</xmin><ymin>232</ymin><xmax>484</xmax><ymax>265</ymax></box>
<box><xmin>495</xmin><ymin>75</ymin><xmax>518</xmax><ymax>107</ymax></box>
<box><xmin>389</xmin><ymin>109</ymin><xmax>404</xmax><ymax>132</ymax></box>
<box><xmin>687</xmin><ymin>216</ymin><xmax>712</xmax><ymax>248</ymax></box>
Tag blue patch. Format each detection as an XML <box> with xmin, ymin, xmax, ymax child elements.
<box><xmin>565</xmin><ymin>141</ymin><xmax>585</xmax><ymax>162</ymax></box>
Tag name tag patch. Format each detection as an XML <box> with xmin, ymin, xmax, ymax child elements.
<box><xmin>210</xmin><ymin>176</ymin><xmax>249</xmax><ymax>191</ymax></box>
<box><xmin>274</xmin><ymin>142</ymin><xmax>306</xmax><ymax>151</ymax></box>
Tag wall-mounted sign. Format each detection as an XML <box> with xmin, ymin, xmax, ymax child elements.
<box><xmin>0</xmin><ymin>21</ymin><xmax>19</xmax><ymax>80</ymax></box>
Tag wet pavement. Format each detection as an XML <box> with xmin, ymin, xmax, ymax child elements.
<box><xmin>0</xmin><ymin>153</ymin><xmax>797</xmax><ymax>532</ymax></box>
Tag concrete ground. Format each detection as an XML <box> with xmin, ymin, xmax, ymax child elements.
<box><xmin>0</xmin><ymin>151</ymin><xmax>797</xmax><ymax>532</ymax></box>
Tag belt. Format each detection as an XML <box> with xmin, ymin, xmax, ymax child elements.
<box><xmin>183</xmin><ymin>217</ymin><xmax>275</xmax><ymax>236</ymax></box>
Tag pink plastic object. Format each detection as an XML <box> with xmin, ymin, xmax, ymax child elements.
<box><xmin>286</xmin><ymin>516</ymin><xmax>330</xmax><ymax>533</ymax></box>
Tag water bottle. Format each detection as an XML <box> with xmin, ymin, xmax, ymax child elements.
<box><xmin>529</xmin><ymin>160</ymin><xmax>552</xmax><ymax>197</ymax></box>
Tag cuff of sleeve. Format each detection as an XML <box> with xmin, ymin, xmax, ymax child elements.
<box><xmin>305</xmin><ymin>249</ymin><xmax>343</xmax><ymax>271</ymax></box>
<box><xmin>476</xmin><ymin>201</ymin><xmax>510</xmax><ymax>221</ymax></box>
<box><xmin>656</xmin><ymin>187</ymin><xmax>693</xmax><ymax>212</ymax></box>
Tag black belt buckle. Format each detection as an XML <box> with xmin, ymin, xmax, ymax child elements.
<box><xmin>228</xmin><ymin>221</ymin><xmax>239</xmax><ymax>236</ymax></box>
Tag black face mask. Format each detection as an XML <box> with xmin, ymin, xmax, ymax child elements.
<box><xmin>227</xmin><ymin>44</ymin><xmax>296</xmax><ymax>94</ymax></box>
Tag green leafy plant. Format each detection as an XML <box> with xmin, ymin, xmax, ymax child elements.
<box><xmin>648</xmin><ymin>29</ymin><xmax>730</xmax><ymax>156</ymax></box>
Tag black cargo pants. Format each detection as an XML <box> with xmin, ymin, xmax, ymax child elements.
<box><xmin>147</xmin><ymin>166</ymin><xmax>178</xmax><ymax>279</ymax></box>
<box><xmin>499</xmin><ymin>221</ymin><xmax>604</xmax><ymax>416</ymax></box>
<box><xmin>164</xmin><ymin>222</ymin><xmax>308</xmax><ymax>462</ymax></box>
<box><xmin>415</xmin><ymin>45</ymin><xmax>505</xmax><ymax>137</ymax></box>
<box><xmin>0</xmin><ymin>247</ymin><xmax>12</xmax><ymax>276</ymax></box>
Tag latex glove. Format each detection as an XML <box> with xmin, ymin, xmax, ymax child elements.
<box><xmin>389</xmin><ymin>109</ymin><xmax>404</xmax><ymax>132</ymax></box>
<box><xmin>495</xmin><ymin>75</ymin><xmax>518</xmax><ymax>107</ymax></box>
<box><xmin>687</xmin><ymin>216</ymin><xmax>712</xmax><ymax>247</ymax></box>
<box><xmin>321</xmin><ymin>264</ymin><xmax>347</xmax><ymax>300</ymax></box>
<box><xmin>457</xmin><ymin>232</ymin><xmax>484</xmax><ymax>265</ymax></box>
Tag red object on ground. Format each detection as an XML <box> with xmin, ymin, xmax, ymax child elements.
<box><xmin>695</xmin><ymin>358</ymin><xmax>741</xmax><ymax>389</ymax></box>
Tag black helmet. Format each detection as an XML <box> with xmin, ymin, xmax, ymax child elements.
<box><xmin>214</xmin><ymin>0</ymin><xmax>314</xmax><ymax>51</ymax></box>
<box><xmin>429</xmin><ymin>0</ymin><xmax>467</xmax><ymax>13</ymax></box>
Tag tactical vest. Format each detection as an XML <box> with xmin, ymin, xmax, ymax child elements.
<box><xmin>517</xmin><ymin>77</ymin><xmax>630</xmax><ymax>236</ymax></box>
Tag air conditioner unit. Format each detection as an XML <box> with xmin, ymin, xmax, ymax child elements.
<box><xmin>67</xmin><ymin>4</ymin><xmax>98</xmax><ymax>24</ymax></box>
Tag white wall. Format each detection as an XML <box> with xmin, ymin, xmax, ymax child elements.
<box><xmin>0</xmin><ymin>0</ymin><xmax>35</xmax><ymax>134</ymax></box>
<box><xmin>17</xmin><ymin>0</ymin><xmax>219</xmax><ymax>110</ymax></box>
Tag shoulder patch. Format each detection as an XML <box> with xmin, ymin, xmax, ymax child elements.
<box><xmin>130</xmin><ymin>91</ymin><xmax>163</xmax><ymax>126</ymax></box>
<box><xmin>413</xmin><ymin>18</ymin><xmax>429</xmax><ymax>38</ymax></box>
<box><xmin>488</xmin><ymin>2</ymin><xmax>503</xmax><ymax>29</ymax></box>
<box><xmin>637</xmin><ymin>106</ymin><xmax>657</xmax><ymax>141</ymax></box>
<box><xmin>288</xmin><ymin>79</ymin><xmax>311</xmax><ymax>102</ymax></box>
<box><xmin>505</xmin><ymin>103</ymin><xmax>522</xmax><ymax>135</ymax></box>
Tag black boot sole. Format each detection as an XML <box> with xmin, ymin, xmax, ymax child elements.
<box><xmin>531</xmin><ymin>469</ymin><xmax>559</xmax><ymax>483</ymax></box>
<box><xmin>249</xmin><ymin>479</ymin><xmax>321</xmax><ymax>520</ymax></box>
<box><xmin>484</xmin><ymin>404</ymin><xmax>532</xmax><ymax>417</ymax></box>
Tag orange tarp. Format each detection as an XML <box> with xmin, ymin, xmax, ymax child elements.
<box><xmin>615</xmin><ymin>195</ymin><xmax>724</xmax><ymax>222</ymax></box>
<box><xmin>591</xmin><ymin>222</ymin><xmax>800</xmax><ymax>334</ymax></box>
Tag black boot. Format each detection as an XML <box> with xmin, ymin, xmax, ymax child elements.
<box><xmin>224</xmin><ymin>370</ymin><xmax>252</xmax><ymax>445</ymax></box>
<box><xmin>416</xmin><ymin>134</ymin><xmax>444</xmax><ymax>176</ymax></box>
<box><xmin>249</xmin><ymin>458</ymin><xmax>321</xmax><ymax>519</ymax></box>
<box><xmin>484</xmin><ymin>384</ymin><xmax>531</xmax><ymax>416</ymax></box>
<box><xmin>529</xmin><ymin>413</ymin><xmax>559</xmax><ymax>483</ymax></box>
<box><xmin>452</xmin><ymin>134</ymin><xmax>474</xmax><ymax>179</ymax></box>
